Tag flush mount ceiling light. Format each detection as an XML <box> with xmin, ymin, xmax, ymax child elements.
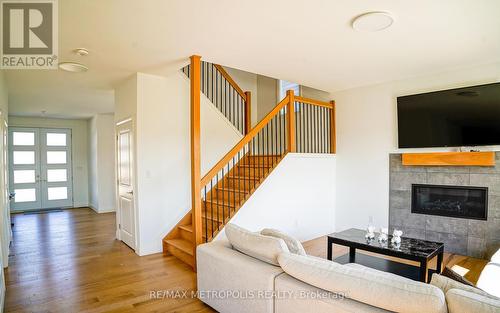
<box><xmin>74</xmin><ymin>48</ymin><xmax>89</xmax><ymax>56</ymax></box>
<box><xmin>58</xmin><ymin>62</ymin><xmax>88</xmax><ymax>73</ymax></box>
<box><xmin>352</xmin><ymin>12</ymin><xmax>394</xmax><ymax>32</ymax></box>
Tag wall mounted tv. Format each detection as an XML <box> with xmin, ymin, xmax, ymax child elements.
<box><xmin>397</xmin><ymin>82</ymin><xmax>500</xmax><ymax>148</ymax></box>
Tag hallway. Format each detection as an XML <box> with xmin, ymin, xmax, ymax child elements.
<box><xmin>4</xmin><ymin>208</ymin><xmax>213</xmax><ymax>312</ymax></box>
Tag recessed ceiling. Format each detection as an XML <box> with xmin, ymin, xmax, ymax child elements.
<box><xmin>5</xmin><ymin>0</ymin><xmax>500</xmax><ymax>118</ymax></box>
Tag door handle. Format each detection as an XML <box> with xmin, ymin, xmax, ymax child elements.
<box><xmin>126</xmin><ymin>191</ymin><xmax>134</xmax><ymax>195</ymax></box>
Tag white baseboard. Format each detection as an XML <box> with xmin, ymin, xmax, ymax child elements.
<box><xmin>89</xmin><ymin>204</ymin><xmax>115</xmax><ymax>214</ymax></box>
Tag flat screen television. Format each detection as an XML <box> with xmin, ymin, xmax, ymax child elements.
<box><xmin>397</xmin><ymin>82</ymin><xmax>500</xmax><ymax>148</ymax></box>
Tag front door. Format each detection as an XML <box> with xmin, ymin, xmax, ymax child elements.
<box><xmin>116</xmin><ymin>120</ymin><xmax>136</xmax><ymax>249</ymax></box>
<box><xmin>9</xmin><ymin>128</ymin><xmax>73</xmax><ymax>211</ymax></box>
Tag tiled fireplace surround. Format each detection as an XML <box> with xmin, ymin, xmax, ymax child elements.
<box><xmin>389</xmin><ymin>152</ymin><xmax>500</xmax><ymax>259</ymax></box>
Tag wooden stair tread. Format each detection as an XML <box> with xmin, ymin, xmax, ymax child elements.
<box><xmin>226</xmin><ymin>175</ymin><xmax>260</xmax><ymax>180</ymax></box>
<box><xmin>215</xmin><ymin>187</ymin><xmax>247</xmax><ymax>193</ymax></box>
<box><xmin>237</xmin><ymin>164</ymin><xmax>272</xmax><ymax>169</ymax></box>
<box><xmin>164</xmin><ymin>239</ymin><xmax>194</xmax><ymax>256</ymax></box>
<box><xmin>202</xmin><ymin>211</ymin><xmax>227</xmax><ymax>222</ymax></box>
<box><xmin>204</xmin><ymin>198</ymin><xmax>238</xmax><ymax>207</ymax></box>
<box><xmin>179</xmin><ymin>224</ymin><xmax>192</xmax><ymax>233</ymax></box>
<box><xmin>163</xmin><ymin>150</ymin><xmax>287</xmax><ymax>270</ymax></box>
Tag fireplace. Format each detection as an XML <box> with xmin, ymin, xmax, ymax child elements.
<box><xmin>411</xmin><ymin>184</ymin><xmax>488</xmax><ymax>220</ymax></box>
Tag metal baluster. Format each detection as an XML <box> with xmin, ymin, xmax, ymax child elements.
<box><xmin>216</xmin><ymin>69</ymin><xmax>219</xmax><ymax>110</ymax></box>
<box><xmin>307</xmin><ymin>104</ymin><xmax>311</xmax><ymax>153</ymax></box>
<box><xmin>221</xmin><ymin>167</ymin><xmax>225</xmax><ymax>223</ymax></box>
<box><xmin>210</xmin><ymin>179</ymin><xmax>213</xmax><ymax>239</ymax></box>
<box><xmin>203</xmin><ymin>186</ymin><xmax>207</xmax><ymax>242</ymax></box>
<box><xmin>313</xmin><ymin>105</ymin><xmax>316</xmax><ymax>153</ymax></box>
<box><xmin>232</xmin><ymin>156</ymin><xmax>236</xmax><ymax>216</ymax></box>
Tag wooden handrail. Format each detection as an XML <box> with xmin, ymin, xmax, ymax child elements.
<box><xmin>294</xmin><ymin>96</ymin><xmax>333</xmax><ymax>109</ymax></box>
<box><xmin>286</xmin><ymin>90</ymin><xmax>296</xmax><ymax>152</ymax></box>
<box><xmin>330</xmin><ymin>100</ymin><xmax>336</xmax><ymax>154</ymax></box>
<box><xmin>244</xmin><ymin>91</ymin><xmax>252</xmax><ymax>134</ymax></box>
<box><xmin>213</xmin><ymin>64</ymin><xmax>246</xmax><ymax>99</ymax></box>
<box><xmin>201</xmin><ymin>95</ymin><xmax>290</xmax><ymax>186</ymax></box>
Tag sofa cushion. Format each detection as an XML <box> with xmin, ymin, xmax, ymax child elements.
<box><xmin>430</xmin><ymin>273</ymin><xmax>491</xmax><ymax>297</ymax></box>
<box><xmin>489</xmin><ymin>248</ymin><xmax>500</xmax><ymax>263</ymax></box>
<box><xmin>225</xmin><ymin>223</ymin><xmax>289</xmax><ymax>266</ymax></box>
<box><xmin>476</xmin><ymin>262</ymin><xmax>500</xmax><ymax>298</ymax></box>
<box><xmin>446</xmin><ymin>288</ymin><xmax>500</xmax><ymax>313</ymax></box>
<box><xmin>261</xmin><ymin>228</ymin><xmax>307</xmax><ymax>256</ymax></box>
<box><xmin>277</xmin><ymin>252</ymin><xmax>447</xmax><ymax>313</ymax></box>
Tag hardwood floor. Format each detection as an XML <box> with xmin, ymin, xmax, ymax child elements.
<box><xmin>4</xmin><ymin>208</ymin><xmax>214</xmax><ymax>313</ymax></box>
<box><xmin>4</xmin><ymin>209</ymin><xmax>488</xmax><ymax>312</ymax></box>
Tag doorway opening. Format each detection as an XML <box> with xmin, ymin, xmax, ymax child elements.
<box><xmin>9</xmin><ymin>127</ymin><xmax>73</xmax><ymax>212</ymax></box>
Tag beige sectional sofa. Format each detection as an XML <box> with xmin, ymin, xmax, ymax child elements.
<box><xmin>197</xmin><ymin>238</ymin><xmax>500</xmax><ymax>313</ymax></box>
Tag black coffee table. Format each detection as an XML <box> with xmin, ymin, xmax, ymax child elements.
<box><xmin>327</xmin><ymin>228</ymin><xmax>444</xmax><ymax>283</ymax></box>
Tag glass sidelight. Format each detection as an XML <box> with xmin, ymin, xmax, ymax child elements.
<box><xmin>9</xmin><ymin>128</ymin><xmax>73</xmax><ymax>211</ymax></box>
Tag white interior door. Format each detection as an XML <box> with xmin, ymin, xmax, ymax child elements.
<box><xmin>9</xmin><ymin>127</ymin><xmax>73</xmax><ymax>211</ymax></box>
<box><xmin>116</xmin><ymin>121</ymin><xmax>136</xmax><ymax>249</ymax></box>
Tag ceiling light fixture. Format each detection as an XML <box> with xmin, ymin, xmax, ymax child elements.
<box><xmin>74</xmin><ymin>48</ymin><xmax>89</xmax><ymax>56</ymax></box>
<box><xmin>58</xmin><ymin>62</ymin><xmax>88</xmax><ymax>73</ymax></box>
<box><xmin>352</xmin><ymin>12</ymin><xmax>394</xmax><ymax>32</ymax></box>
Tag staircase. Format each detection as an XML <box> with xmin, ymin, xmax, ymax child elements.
<box><xmin>163</xmin><ymin>154</ymin><xmax>283</xmax><ymax>268</ymax></box>
<box><xmin>163</xmin><ymin>56</ymin><xmax>336</xmax><ymax>270</ymax></box>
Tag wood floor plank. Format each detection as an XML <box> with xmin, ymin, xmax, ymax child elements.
<box><xmin>4</xmin><ymin>208</ymin><xmax>214</xmax><ymax>313</ymax></box>
<box><xmin>4</xmin><ymin>209</ymin><xmax>487</xmax><ymax>312</ymax></box>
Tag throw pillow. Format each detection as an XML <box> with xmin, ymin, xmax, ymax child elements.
<box><xmin>225</xmin><ymin>223</ymin><xmax>289</xmax><ymax>266</ymax></box>
<box><xmin>261</xmin><ymin>228</ymin><xmax>307</xmax><ymax>256</ymax></box>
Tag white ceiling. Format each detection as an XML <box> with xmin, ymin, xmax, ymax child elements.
<box><xmin>6</xmin><ymin>0</ymin><xmax>500</xmax><ymax>118</ymax></box>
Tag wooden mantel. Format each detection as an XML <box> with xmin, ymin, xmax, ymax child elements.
<box><xmin>402</xmin><ymin>152</ymin><xmax>496</xmax><ymax>167</ymax></box>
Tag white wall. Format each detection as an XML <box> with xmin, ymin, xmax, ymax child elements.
<box><xmin>0</xmin><ymin>70</ymin><xmax>9</xmax><ymax>311</ymax></box>
<box><xmin>88</xmin><ymin>113</ymin><xmax>116</xmax><ymax>213</ymax></box>
<box><xmin>88</xmin><ymin>116</ymin><xmax>98</xmax><ymax>209</ymax></box>
<box><xmin>8</xmin><ymin>116</ymin><xmax>89</xmax><ymax>208</ymax></box>
<box><xmin>216</xmin><ymin>153</ymin><xmax>336</xmax><ymax>241</ymax></box>
<box><xmin>331</xmin><ymin>62</ymin><xmax>500</xmax><ymax>232</ymax></box>
<box><xmin>115</xmin><ymin>71</ymin><xmax>243</xmax><ymax>255</ymax></box>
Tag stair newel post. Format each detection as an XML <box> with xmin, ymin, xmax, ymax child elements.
<box><xmin>286</xmin><ymin>90</ymin><xmax>296</xmax><ymax>152</ymax></box>
<box><xmin>244</xmin><ymin>91</ymin><xmax>252</xmax><ymax>135</ymax></box>
<box><xmin>190</xmin><ymin>55</ymin><xmax>203</xmax><ymax>265</ymax></box>
<box><xmin>330</xmin><ymin>100</ymin><xmax>336</xmax><ymax>154</ymax></box>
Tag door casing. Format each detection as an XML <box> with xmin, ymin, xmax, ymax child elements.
<box><xmin>115</xmin><ymin>119</ymin><xmax>137</xmax><ymax>251</ymax></box>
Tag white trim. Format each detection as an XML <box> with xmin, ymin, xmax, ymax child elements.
<box><xmin>89</xmin><ymin>204</ymin><xmax>115</xmax><ymax>214</ymax></box>
<box><xmin>116</xmin><ymin>117</ymin><xmax>132</xmax><ymax>126</ymax></box>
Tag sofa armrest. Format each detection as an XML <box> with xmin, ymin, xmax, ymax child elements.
<box><xmin>446</xmin><ymin>288</ymin><xmax>500</xmax><ymax>313</ymax></box>
<box><xmin>196</xmin><ymin>240</ymin><xmax>284</xmax><ymax>313</ymax></box>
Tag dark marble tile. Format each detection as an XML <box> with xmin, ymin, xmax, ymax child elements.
<box><xmin>402</xmin><ymin>227</ymin><xmax>426</xmax><ymax>240</ymax></box>
<box><xmin>426</xmin><ymin>166</ymin><xmax>470</xmax><ymax>174</ymax></box>
<box><xmin>489</xmin><ymin>195</ymin><xmax>500</xmax><ymax>218</ymax></box>
<box><xmin>425</xmin><ymin>215</ymin><xmax>468</xmax><ymax>235</ymax></box>
<box><xmin>486</xmin><ymin>218</ymin><xmax>500</xmax><ymax>241</ymax></box>
<box><xmin>467</xmin><ymin>237</ymin><xmax>486</xmax><ymax>259</ymax></box>
<box><xmin>389</xmin><ymin>190</ymin><xmax>411</xmax><ymax>210</ymax></box>
<box><xmin>468</xmin><ymin>219</ymin><xmax>487</xmax><ymax>238</ymax></box>
<box><xmin>485</xmin><ymin>238</ymin><xmax>500</xmax><ymax>260</ymax></box>
<box><xmin>390</xmin><ymin>172</ymin><xmax>427</xmax><ymax>191</ymax></box>
<box><xmin>425</xmin><ymin>231</ymin><xmax>467</xmax><ymax>255</ymax></box>
<box><xmin>470</xmin><ymin>174</ymin><xmax>500</xmax><ymax>196</ymax></box>
<box><xmin>390</xmin><ymin>209</ymin><xmax>426</xmax><ymax>229</ymax></box>
<box><xmin>427</xmin><ymin>172</ymin><xmax>470</xmax><ymax>186</ymax></box>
